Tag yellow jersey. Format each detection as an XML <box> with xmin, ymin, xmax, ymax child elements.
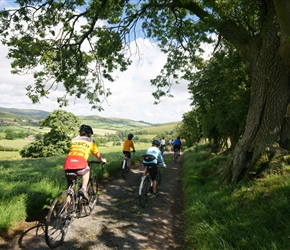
<box><xmin>64</xmin><ymin>136</ymin><xmax>99</xmax><ymax>170</ymax></box>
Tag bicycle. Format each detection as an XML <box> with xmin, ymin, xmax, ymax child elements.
<box><xmin>45</xmin><ymin>161</ymin><xmax>105</xmax><ymax>249</ymax></box>
<box><xmin>160</xmin><ymin>144</ymin><xmax>165</xmax><ymax>155</ymax></box>
<box><xmin>173</xmin><ymin>147</ymin><xmax>181</xmax><ymax>163</ymax></box>
<box><xmin>121</xmin><ymin>151</ymin><xmax>134</xmax><ymax>178</ymax></box>
<box><xmin>138</xmin><ymin>164</ymin><xmax>161</xmax><ymax>208</ymax></box>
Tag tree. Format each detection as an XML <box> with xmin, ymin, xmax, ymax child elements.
<box><xmin>5</xmin><ymin>129</ymin><xmax>16</xmax><ymax>140</ymax></box>
<box><xmin>187</xmin><ymin>44</ymin><xmax>251</xmax><ymax>150</ymax></box>
<box><xmin>178</xmin><ymin>110</ymin><xmax>200</xmax><ymax>148</ymax></box>
<box><xmin>1</xmin><ymin>1</ymin><xmax>290</xmax><ymax>182</ymax></box>
<box><xmin>20</xmin><ymin>110</ymin><xmax>80</xmax><ymax>158</ymax></box>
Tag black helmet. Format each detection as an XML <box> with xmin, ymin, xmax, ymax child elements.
<box><xmin>128</xmin><ymin>133</ymin><xmax>134</xmax><ymax>140</ymax></box>
<box><xmin>152</xmin><ymin>139</ymin><xmax>161</xmax><ymax>147</ymax></box>
<box><xmin>79</xmin><ymin>124</ymin><xmax>93</xmax><ymax>136</ymax></box>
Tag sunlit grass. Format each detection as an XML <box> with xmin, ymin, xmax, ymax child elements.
<box><xmin>183</xmin><ymin>143</ymin><xmax>290</xmax><ymax>250</ymax></box>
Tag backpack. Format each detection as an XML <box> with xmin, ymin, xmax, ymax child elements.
<box><xmin>143</xmin><ymin>154</ymin><xmax>156</xmax><ymax>162</ymax></box>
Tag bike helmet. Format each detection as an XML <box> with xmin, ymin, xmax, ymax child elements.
<box><xmin>79</xmin><ymin>124</ymin><xmax>93</xmax><ymax>136</ymax></box>
<box><xmin>128</xmin><ymin>133</ymin><xmax>134</xmax><ymax>140</ymax></box>
<box><xmin>152</xmin><ymin>139</ymin><xmax>161</xmax><ymax>147</ymax></box>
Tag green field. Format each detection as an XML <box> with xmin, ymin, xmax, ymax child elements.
<box><xmin>143</xmin><ymin>122</ymin><xmax>180</xmax><ymax>133</ymax></box>
<box><xmin>92</xmin><ymin>128</ymin><xmax>117</xmax><ymax>135</ymax></box>
<box><xmin>0</xmin><ymin>140</ymin><xmax>152</xmax><ymax>159</ymax></box>
<box><xmin>0</xmin><ymin>151</ymin><xmax>20</xmax><ymax>159</ymax></box>
<box><xmin>0</xmin><ymin>139</ymin><xmax>31</xmax><ymax>149</ymax></box>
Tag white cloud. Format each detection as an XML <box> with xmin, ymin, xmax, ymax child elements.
<box><xmin>0</xmin><ymin>38</ymin><xmax>192</xmax><ymax>123</ymax></box>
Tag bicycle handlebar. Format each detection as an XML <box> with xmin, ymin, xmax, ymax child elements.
<box><xmin>88</xmin><ymin>160</ymin><xmax>103</xmax><ymax>164</ymax></box>
<box><xmin>88</xmin><ymin>160</ymin><xmax>106</xmax><ymax>171</ymax></box>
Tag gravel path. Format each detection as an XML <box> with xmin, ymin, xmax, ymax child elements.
<box><xmin>0</xmin><ymin>152</ymin><xmax>185</xmax><ymax>250</ymax></box>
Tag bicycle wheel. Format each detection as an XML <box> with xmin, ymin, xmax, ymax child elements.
<box><xmin>156</xmin><ymin>170</ymin><xmax>162</xmax><ymax>193</ymax></box>
<box><xmin>82</xmin><ymin>175</ymin><xmax>98</xmax><ymax>216</ymax></box>
<box><xmin>45</xmin><ymin>190</ymin><xmax>74</xmax><ymax>248</ymax></box>
<box><xmin>122</xmin><ymin>159</ymin><xmax>128</xmax><ymax>178</ymax></box>
<box><xmin>139</xmin><ymin>175</ymin><xmax>150</xmax><ymax>207</ymax></box>
<box><xmin>174</xmin><ymin>150</ymin><xmax>178</xmax><ymax>163</ymax></box>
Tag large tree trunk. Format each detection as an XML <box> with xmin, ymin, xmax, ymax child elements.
<box><xmin>222</xmin><ymin>3</ymin><xmax>290</xmax><ymax>183</ymax></box>
<box><xmin>230</xmin><ymin>58</ymin><xmax>290</xmax><ymax>182</ymax></box>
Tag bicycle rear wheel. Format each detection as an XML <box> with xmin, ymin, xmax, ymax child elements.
<box><xmin>45</xmin><ymin>190</ymin><xmax>74</xmax><ymax>248</ymax></box>
<box><xmin>156</xmin><ymin>170</ymin><xmax>161</xmax><ymax>193</ymax></box>
<box><xmin>174</xmin><ymin>150</ymin><xmax>178</xmax><ymax>163</ymax></box>
<box><xmin>139</xmin><ymin>175</ymin><xmax>150</xmax><ymax>207</ymax></box>
<box><xmin>82</xmin><ymin>175</ymin><xmax>98</xmax><ymax>216</ymax></box>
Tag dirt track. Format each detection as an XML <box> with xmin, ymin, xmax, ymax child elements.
<box><xmin>0</xmin><ymin>152</ymin><xmax>185</xmax><ymax>249</ymax></box>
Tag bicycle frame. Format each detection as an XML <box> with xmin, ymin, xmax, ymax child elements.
<box><xmin>65</xmin><ymin>173</ymin><xmax>86</xmax><ymax>216</ymax></box>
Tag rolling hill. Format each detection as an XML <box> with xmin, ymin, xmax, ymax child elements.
<box><xmin>0</xmin><ymin>107</ymin><xmax>180</xmax><ymax>133</ymax></box>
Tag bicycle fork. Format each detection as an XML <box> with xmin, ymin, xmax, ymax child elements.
<box><xmin>122</xmin><ymin>156</ymin><xmax>127</xmax><ymax>170</ymax></box>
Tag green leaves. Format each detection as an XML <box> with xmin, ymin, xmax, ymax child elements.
<box><xmin>20</xmin><ymin>110</ymin><xmax>80</xmax><ymax>158</ymax></box>
<box><xmin>187</xmin><ymin>43</ymin><xmax>251</xmax><ymax>149</ymax></box>
<box><xmin>0</xmin><ymin>0</ymin><xmax>131</xmax><ymax>109</ymax></box>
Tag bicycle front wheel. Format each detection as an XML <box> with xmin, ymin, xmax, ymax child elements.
<box><xmin>122</xmin><ymin>160</ymin><xmax>128</xmax><ymax>178</ymax></box>
<box><xmin>139</xmin><ymin>175</ymin><xmax>150</xmax><ymax>207</ymax></box>
<box><xmin>83</xmin><ymin>175</ymin><xmax>98</xmax><ymax>216</ymax></box>
<box><xmin>45</xmin><ymin>190</ymin><xmax>74</xmax><ymax>248</ymax></box>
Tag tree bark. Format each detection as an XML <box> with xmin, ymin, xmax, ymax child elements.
<box><xmin>223</xmin><ymin>2</ymin><xmax>290</xmax><ymax>182</ymax></box>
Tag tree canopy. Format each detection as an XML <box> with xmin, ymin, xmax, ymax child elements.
<box><xmin>20</xmin><ymin>110</ymin><xmax>80</xmax><ymax>158</ymax></box>
<box><xmin>2</xmin><ymin>0</ymin><xmax>290</xmax><ymax>182</ymax></box>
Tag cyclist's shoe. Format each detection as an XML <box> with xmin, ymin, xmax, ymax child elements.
<box><xmin>79</xmin><ymin>188</ymin><xmax>89</xmax><ymax>201</ymax></box>
<box><xmin>149</xmin><ymin>193</ymin><xmax>158</xmax><ymax>198</ymax></box>
<box><xmin>63</xmin><ymin>218</ymin><xmax>71</xmax><ymax>228</ymax></box>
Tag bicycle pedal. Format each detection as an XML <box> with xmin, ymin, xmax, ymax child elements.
<box><xmin>63</xmin><ymin>219</ymin><xmax>71</xmax><ymax>227</ymax></box>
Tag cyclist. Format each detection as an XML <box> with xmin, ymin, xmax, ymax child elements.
<box><xmin>168</xmin><ymin>138</ymin><xmax>173</xmax><ymax>151</ymax></box>
<box><xmin>143</xmin><ymin>139</ymin><xmax>167</xmax><ymax>198</ymax></box>
<box><xmin>172</xmin><ymin>136</ymin><xmax>182</xmax><ymax>158</ymax></box>
<box><xmin>122</xmin><ymin>133</ymin><xmax>136</xmax><ymax>171</ymax></box>
<box><xmin>160</xmin><ymin>137</ymin><xmax>166</xmax><ymax>154</ymax></box>
<box><xmin>64</xmin><ymin>124</ymin><xmax>106</xmax><ymax>200</ymax></box>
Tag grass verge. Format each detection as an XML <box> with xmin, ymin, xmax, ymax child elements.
<box><xmin>183</xmin><ymin>143</ymin><xmax>290</xmax><ymax>250</ymax></box>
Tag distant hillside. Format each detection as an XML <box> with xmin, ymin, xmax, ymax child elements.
<box><xmin>0</xmin><ymin>107</ymin><xmax>159</xmax><ymax>131</ymax></box>
<box><xmin>0</xmin><ymin>107</ymin><xmax>49</xmax><ymax>120</ymax></box>
<box><xmin>0</xmin><ymin>107</ymin><xmax>181</xmax><ymax>138</ymax></box>
<box><xmin>79</xmin><ymin>115</ymin><xmax>152</xmax><ymax>131</ymax></box>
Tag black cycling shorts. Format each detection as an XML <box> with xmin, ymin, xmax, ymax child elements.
<box><xmin>123</xmin><ymin>151</ymin><xmax>131</xmax><ymax>158</ymax></box>
<box><xmin>173</xmin><ymin>145</ymin><xmax>181</xmax><ymax>151</ymax></box>
<box><xmin>145</xmin><ymin>164</ymin><xmax>158</xmax><ymax>181</ymax></box>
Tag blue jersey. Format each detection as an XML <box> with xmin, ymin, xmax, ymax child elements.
<box><xmin>143</xmin><ymin>146</ymin><xmax>165</xmax><ymax>167</ymax></box>
<box><xmin>173</xmin><ymin>139</ymin><xmax>182</xmax><ymax>146</ymax></box>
